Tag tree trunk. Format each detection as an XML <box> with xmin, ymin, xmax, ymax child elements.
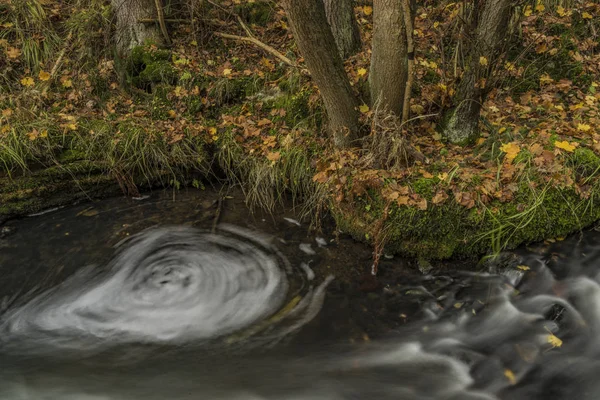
<box><xmin>445</xmin><ymin>0</ymin><xmax>513</xmax><ymax>145</ymax></box>
<box><xmin>323</xmin><ymin>0</ymin><xmax>361</xmax><ymax>59</ymax></box>
<box><xmin>369</xmin><ymin>0</ymin><xmax>408</xmax><ymax>117</ymax></box>
<box><xmin>282</xmin><ymin>0</ymin><xmax>360</xmax><ymax>148</ymax></box>
<box><xmin>111</xmin><ymin>0</ymin><xmax>164</xmax><ymax>58</ymax></box>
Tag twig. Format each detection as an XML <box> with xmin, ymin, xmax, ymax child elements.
<box><xmin>206</xmin><ymin>0</ymin><xmax>297</xmax><ymax>68</ymax></box>
<box><xmin>41</xmin><ymin>31</ymin><xmax>72</xmax><ymax>96</ymax></box>
<box><xmin>138</xmin><ymin>18</ymin><xmax>191</xmax><ymax>23</ymax></box>
<box><xmin>154</xmin><ymin>0</ymin><xmax>172</xmax><ymax>46</ymax></box>
<box><xmin>211</xmin><ymin>197</ymin><xmax>223</xmax><ymax>233</ymax></box>
<box><xmin>214</xmin><ymin>32</ymin><xmax>297</xmax><ymax>68</ymax></box>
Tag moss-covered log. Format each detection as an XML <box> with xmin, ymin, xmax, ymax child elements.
<box><xmin>0</xmin><ymin>162</ymin><xmax>121</xmax><ymax>223</ymax></box>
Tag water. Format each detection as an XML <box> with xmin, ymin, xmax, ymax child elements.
<box><xmin>1</xmin><ymin>188</ymin><xmax>600</xmax><ymax>399</ymax></box>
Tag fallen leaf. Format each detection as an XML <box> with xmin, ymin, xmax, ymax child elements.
<box><xmin>517</xmin><ymin>265</ymin><xmax>530</xmax><ymax>271</ymax></box>
<box><xmin>547</xmin><ymin>331</ymin><xmax>563</xmax><ymax>348</ymax></box>
<box><xmin>20</xmin><ymin>77</ymin><xmax>34</xmax><ymax>87</ymax></box>
<box><xmin>357</xmin><ymin>68</ymin><xmax>367</xmax><ymax>77</ymax></box>
<box><xmin>359</xmin><ymin>104</ymin><xmax>369</xmax><ymax>113</ymax></box>
<box><xmin>582</xmin><ymin>11</ymin><xmax>592</xmax><ymax>19</ymax></box>
<box><xmin>504</xmin><ymin>369</ymin><xmax>517</xmax><ymax>385</ymax></box>
<box><xmin>266</xmin><ymin>151</ymin><xmax>281</xmax><ymax>162</ymax></box>
<box><xmin>432</xmin><ymin>190</ymin><xmax>448</xmax><ymax>205</ymax></box>
<box><xmin>6</xmin><ymin>47</ymin><xmax>21</xmax><ymax>59</ymax></box>
<box><xmin>535</xmin><ymin>2</ymin><xmax>545</xmax><ymax>12</ymax></box>
<box><xmin>554</xmin><ymin>141</ymin><xmax>576</xmax><ymax>152</ymax></box>
<box><xmin>557</xmin><ymin>6</ymin><xmax>567</xmax><ymax>17</ymax></box>
<box><xmin>577</xmin><ymin>123</ymin><xmax>592</xmax><ymax>132</ymax></box>
<box><xmin>363</xmin><ymin>5</ymin><xmax>373</xmax><ymax>15</ymax></box>
<box><xmin>222</xmin><ymin>68</ymin><xmax>232</xmax><ymax>76</ymax></box>
<box><xmin>479</xmin><ymin>56</ymin><xmax>488</xmax><ymax>66</ymax></box>
<box><xmin>500</xmin><ymin>142</ymin><xmax>521</xmax><ymax>162</ymax></box>
<box><xmin>38</xmin><ymin>70</ymin><xmax>51</xmax><ymax>81</ymax></box>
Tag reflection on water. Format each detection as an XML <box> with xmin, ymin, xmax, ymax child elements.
<box><xmin>2</xmin><ymin>189</ymin><xmax>600</xmax><ymax>399</ymax></box>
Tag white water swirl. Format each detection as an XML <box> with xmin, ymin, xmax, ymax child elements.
<box><xmin>0</xmin><ymin>225</ymin><xmax>311</xmax><ymax>348</ymax></box>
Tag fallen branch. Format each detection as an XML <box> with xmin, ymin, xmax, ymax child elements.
<box><xmin>214</xmin><ymin>32</ymin><xmax>297</xmax><ymax>68</ymax></box>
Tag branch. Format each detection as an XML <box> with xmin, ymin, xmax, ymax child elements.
<box><xmin>138</xmin><ymin>18</ymin><xmax>190</xmax><ymax>23</ymax></box>
<box><xmin>154</xmin><ymin>0</ymin><xmax>172</xmax><ymax>46</ymax></box>
<box><xmin>214</xmin><ymin>32</ymin><xmax>297</xmax><ymax>68</ymax></box>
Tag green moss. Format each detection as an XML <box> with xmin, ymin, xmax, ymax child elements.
<box><xmin>569</xmin><ymin>147</ymin><xmax>600</xmax><ymax>177</ymax></box>
<box><xmin>411</xmin><ymin>178</ymin><xmax>436</xmax><ymax>198</ymax></box>
<box><xmin>127</xmin><ymin>46</ymin><xmax>176</xmax><ymax>89</ymax></box>
<box><xmin>266</xmin><ymin>91</ymin><xmax>311</xmax><ymax>127</ymax></box>
<box><xmin>332</xmin><ymin>174</ymin><xmax>600</xmax><ymax>260</ymax></box>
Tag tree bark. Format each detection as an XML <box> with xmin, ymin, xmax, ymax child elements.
<box><xmin>282</xmin><ymin>0</ymin><xmax>360</xmax><ymax>148</ymax></box>
<box><xmin>369</xmin><ymin>0</ymin><xmax>408</xmax><ymax>117</ymax></box>
<box><xmin>445</xmin><ymin>0</ymin><xmax>513</xmax><ymax>145</ymax></box>
<box><xmin>111</xmin><ymin>0</ymin><xmax>164</xmax><ymax>58</ymax></box>
<box><xmin>323</xmin><ymin>0</ymin><xmax>361</xmax><ymax>59</ymax></box>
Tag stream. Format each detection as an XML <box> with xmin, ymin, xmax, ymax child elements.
<box><xmin>1</xmin><ymin>187</ymin><xmax>600</xmax><ymax>399</ymax></box>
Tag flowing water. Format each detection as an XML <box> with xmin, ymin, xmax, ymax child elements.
<box><xmin>1</xmin><ymin>188</ymin><xmax>600</xmax><ymax>399</ymax></box>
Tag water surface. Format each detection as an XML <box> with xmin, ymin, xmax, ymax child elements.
<box><xmin>1</xmin><ymin>188</ymin><xmax>600</xmax><ymax>399</ymax></box>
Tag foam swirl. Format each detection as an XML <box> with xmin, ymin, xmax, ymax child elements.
<box><xmin>0</xmin><ymin>225</ymin><xmax>307</xmax><ymax>348</ymax></box>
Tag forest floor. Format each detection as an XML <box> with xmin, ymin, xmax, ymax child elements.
<box><xmin>1</xmin><ymin>0</ymin><xmax>600</xmax><ymax>260</ymax></box>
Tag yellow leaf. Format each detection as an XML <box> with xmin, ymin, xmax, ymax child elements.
<box><xmin>535</xmin><ymin>2</ymin><xmax>545</xmax><ymax>12</ymax></box>
<box><xmin>39</xmin><ymin>129</ymin><xmax>48</xmax><ymax>138</ymax></box>
<box><xmin>539</xmin><ymin>73</ymin><xmax>553</xmax><ymax>85</ymax></box>
<box><xmin>222</xmin><ymin>68</ymin><xmax>232</xmax><ymax>76</ymax></box>
<box><xmin>38</xmin><ymin>70</ymin><xmax>51</xmax><ymax>81</ymax></box>
<box><xmin>67</xmin><ymin>123</ymin><xmax>77</xmax><ymax>131</ymax></box>
<box><xmin>359</xmin><ymin>104</ymin><xmax>369</xmax><ymax>113</ymax></box>
<box><xmin>479</xmin><ymin>56</ymin><xmax>488</xmax><ymax>66</ymax></box>
<box><xmin>500</xmin><ymin>142</ymin><xmax>521</xmax><ymax>162</ymax></box>
<box><xmin>504</xmin><ymin>369</ymin><xmax>517</xmax><ymax>385</ymax></box>
<box><xmin>6</xmin><ymin>47</ymin><xmax>21</xmax><ymax>59</ymax></box>
<box><xmin>363</xmin><ymin>5</ymin><xmax>373</xmax><ymax>15</ymax></box>
<box><xmin>2</xmin><ymin>109</ymin><xmax>12</xmax><ymax>118</ymax></box>
<box><xmin>547</xmin><ymin>331</ymin><xmax>563</xmax><ymax>348</ymax></box>
<box><xmin>20</xmin><ymin>77</ymin><xmax>35</xmax><ymax>87</ymax></box>
<box><xmin>582</xmin><ymin>11</ymin><xmax>592</xmax><ymax>19</ymax></box>
<box><xmin>557</xmin><ymin>5</ymin><xmax>568</xmax><ymax>17</ymax></box>
<box><xmin>357</xmin><ymin>68</ymin><xmax>367</xmax><ymax>77</ymax></box>
<box><xmin>524</xmin><ymin>5</ymin><xmax>532</xmax><ymax>16</ymax></box>
<box><xmin>577</xmin><ymin>123</ymin><xmax>592</xmax><ymax>132</ymax></box>
<box><xmin>62</xmin><ymin>79</ymin><xmax>73</xmax><ymax>88</ymax></box>
<box><xmin>554</xmin><ymin>140</ymin><xmax>576</xmax><ymax>152</ymax></box>
<box><xmin>498</xmin><ymin>127</ymin><xmax>507</xmax><ymax>134</ymax></box>
<box><xmin>168</xmin><ymin>110</ymin><xmax>177</xmax><ymax>118</ymax></box>
<box><xmin>517</xmin><ymin>265</ymin><xmax>530</xmax><ymax>271</ymax></box>
<box><xmin>208</xmin><ymin>127</ymin><xmax>217</xmax><ymax>136</ymax></box>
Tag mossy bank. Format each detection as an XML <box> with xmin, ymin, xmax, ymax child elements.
<box><xmin>333</xmin><ymin>148</ymin><xmax>600</xmax><ymax>260</ymax></box>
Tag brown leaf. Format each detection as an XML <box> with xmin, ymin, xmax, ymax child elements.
<box><xmin>432</xmin><ymin>190</ymin><xmax>448</xmax><ymax>205</ymax></box>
